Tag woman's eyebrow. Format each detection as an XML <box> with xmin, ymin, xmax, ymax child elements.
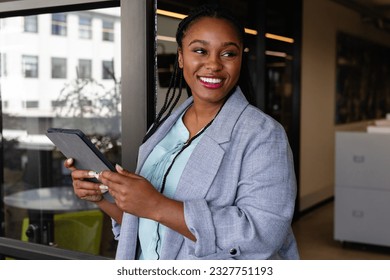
<box><xmin>188</xmin><ymin>39</ymin><xmax>208</xmax><ymax>46</ymax></box>
<box><xmin>188</xmin><ymin>39</ymin><xmax>240</xmax><ymax>49</ymax></box>
<box><xmin>222</xmin><ymin>42</ymin><xmax>240</xmax><ymax>49</ymax></box>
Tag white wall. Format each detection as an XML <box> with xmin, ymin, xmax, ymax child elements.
<box><xmin>300</xmin><ymin>0</ymin><xmax>390</xmax><ymax>210</ymax></box>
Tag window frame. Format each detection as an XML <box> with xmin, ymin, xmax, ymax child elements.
<box><xmin>0</xmin><ymin>0</ymin><xmax>155</xmax><ymax>259</ymax></box>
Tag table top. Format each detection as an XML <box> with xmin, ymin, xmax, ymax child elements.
<box><xmin>3</xmin><ymin>186</ymin><xmax>98</xmax><ymax>212</ymax></box>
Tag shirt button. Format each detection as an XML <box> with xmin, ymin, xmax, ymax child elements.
<box><xmin>229</xmin><ymin>248</ymin><xmax>237</xmax><ymax>255</ymax></box>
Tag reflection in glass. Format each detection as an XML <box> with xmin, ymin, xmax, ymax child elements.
<box><xmin>0</xmin><ymin>7</ymin><xmax>121</xmax><ymax>258</ymax></box>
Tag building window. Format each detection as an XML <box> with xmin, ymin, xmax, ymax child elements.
<box><xmin>78</xmin><ymin>59</ymin><xmax>92</xmax><ymax>79</ymax></box>
<box><xmin>51</xmin><ymin>57</ymin><xmax>67</xmax><ymax>79</ymax></box>
<box><xmin>25</xmin><ymin>100</ymin><xmax>39</xmax><ymax>109</ymax></box>
<box><xmin>51</xmin><ymin>100</ymin><xmax>66</xmax><ymax>107</ymax></box>
<box><xmin>0</xmin><ymin>53</ymin><xmax>6</xmax><ymax>77</ymax></box>
<box><xmin>52</xmin><ymin>13</ymin><xmax>67</xmax><ymax>36</ymax></box>
<box><xmin>79</xmin><ymin>15</ymin><xmax>92</xmax><ymax>39</ymax></box>
<box><xmin>102</xmin><ymin>20</ymin><xmax>114</xmax><ymax>42</ymax></box>
<box><xmin>24</xmin><ymin>15</ymin><xmax>38</xmax><ymax>33</ymax></box>
<box><xmin>102</xmin><ymin>60</ymin><xmax>114</xmax><ymax>79</ymax></box>
<box><xmin>22</xmin><ymin>55</ymin><xmax>38</xmax><ymax>78</ymax></box>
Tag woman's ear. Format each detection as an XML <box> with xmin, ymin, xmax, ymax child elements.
<box><xmin>178</xmin><ymin>48</ymin><xmax>184</xmax><ymax>69</ymax></box>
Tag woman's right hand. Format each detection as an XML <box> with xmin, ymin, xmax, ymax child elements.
<box><xmin>64</xmin><ymin>158</ymin><xmax>104</xmax><ymax>202</ymax></box>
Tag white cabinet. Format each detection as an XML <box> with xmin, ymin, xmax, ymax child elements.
<box><xmin>334</xmin><ymin>132</ymin><xmax>390</xmax><ymax>246</ymax></box>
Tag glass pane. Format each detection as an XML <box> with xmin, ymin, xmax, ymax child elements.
<box><xmin>24</xmin><ymin>15</ymin><xmax>38</xmax><ymax>33</ymax></box>
<box><xmin>0</xmin><ymin>7</ymin><xmax>121</xmax><ymax>258</ymax></box>
<box><xmin>78</xmin><ymin>59</ymin><xmax>92</xmax><ymax>79</ymax></box>
<box><xmin>79</xmin><ymin>15</ymin><xmax>92</xmax><ymax>39</ymax></box>
<box><xmin>52</xmin><ymin>13</ymin><xmax>67</xmax><ymax>36</ymax></box>
<box><xmin>156</xmin><ymin>13</ymin><xmax>187</xmax><ymax>112</ymax></box>
<box><xmin>22</xmin><ymin>55</ymin><xmax>39</xmax><ymax>78</ymax></box>
<box><xmin>102</xmin><ymin>20</ymin><xmax>114</xmax><ymax>42</ymax></box>
<box><xmin>51</xmin><ymin>57</ymin><xmax>67</xmax><ymax>79</ymax></box>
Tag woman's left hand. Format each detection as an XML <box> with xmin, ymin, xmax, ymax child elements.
<box><xmin>99</xmin><ymin>164</ymin><xmax>165</xmax><ymax>220</ymax></box>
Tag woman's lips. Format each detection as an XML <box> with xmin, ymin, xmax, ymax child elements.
<box><xmin>199</xmin><ymin>76</ymin><xmax>223</xmax><ymax>89</ymax></box>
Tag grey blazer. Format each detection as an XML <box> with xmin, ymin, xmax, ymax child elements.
<box><xmin>114</xmin><ymin>87</ymin><xmax>299</xmax><ymax>259</ymax></box>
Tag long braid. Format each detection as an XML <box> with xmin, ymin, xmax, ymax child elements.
<box><xmin>155</xmin><ymin>55</ymin><xmax>180</xmax><ymax>121</ymax></box>
<box><xmin>142</xmin><ymin>54</ymin><xmax>182</xmax><ymax>143</ymax></box>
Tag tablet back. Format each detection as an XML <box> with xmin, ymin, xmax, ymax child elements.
<box><xmin>46</xmin><ymin>128</ymin><xmax>115</xmax><ymax>173</ymax></box>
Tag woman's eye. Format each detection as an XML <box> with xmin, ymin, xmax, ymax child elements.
<box><xmin>222</xmin><ymin>51</ymin><xmax>237</xmax><ymax>57</ymax></box>
<box><xmin>193</xmin><ymin>48</ymin><xmax>206</xmax><ymax>54</ymax></box>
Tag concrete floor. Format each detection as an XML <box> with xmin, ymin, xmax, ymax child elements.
<box><xmin>292</xmin><ymin>201</ymin><xmax>390</xmax><ymax>260</ymax></box>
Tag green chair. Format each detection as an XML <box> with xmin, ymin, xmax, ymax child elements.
<box><xmin>21</xmin><ymin>209</ymin><xmax>103</xmax><ymax>255</ymax></box>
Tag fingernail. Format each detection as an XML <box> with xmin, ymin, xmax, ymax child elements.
<box><xmin>99</xmin><ymin>185</ymin><xmax>109</xmax><ymax>193</ymax></box>
<box><xmin>116</xmin><ymin>164</ymin><xmax>124</xmax><ymax>171</ymax></box>
<box><xmin>88</xmin><ymin>171</ymin><xmax>99</xmax><ymax>178</ymax></box>
<box><xmin>66</xmin><ymin>158</ymin><xmax>74</xmax><ymax>165</ymax></box>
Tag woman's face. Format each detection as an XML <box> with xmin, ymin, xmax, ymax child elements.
<box><xmin>178</xmin><ymin>17</ymin><xmax>243</xmax><ymax>106</ymax></box>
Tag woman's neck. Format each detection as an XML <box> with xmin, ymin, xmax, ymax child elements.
<box><xmin>182</xmin><ymin>100</ymin><xmax>223</xmax><ymax>139</ymax></box>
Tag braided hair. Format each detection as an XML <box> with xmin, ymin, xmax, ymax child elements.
<box><xmin>143</xmin><ymin>4</ymin><xmax>254</xmax><ymax>143</ymax></box>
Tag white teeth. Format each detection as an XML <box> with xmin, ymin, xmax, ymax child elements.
<box><xmin>200</xmin><ymin>77</ymin><xmax>222</xmax><ymax>84</ymax></box>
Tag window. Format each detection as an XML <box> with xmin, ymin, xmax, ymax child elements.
<box><xmin>51</xmin><ymin>100</ymin><xmax>66</xmax><ymax>107</ymax></box>
<box><xmin>51</xmin><ymin>57</ymin><xmax>67</xmax><ymax>79</ymax></box>
<box><xmin>25</xmin><ymin>100</ymin><xmax>39</xmax><ymax>108</ymax></box>
<box><xmin>1</xmin><ymin>53</ymin><xmax>7</xmax><ymax>76</ymax></box>
<box><xmin>22</xmin><ymin>55</ymin><xmax>38</xmax><ymax>78</ymax></box>
<box><xmin>78</xmin><ymin>59</ymin><xmax>92</xmax><ymax>79</ymax></box>
<box><xmin>102</xmin><ymin>60</ymin><xmax>114</xmax><ymax>79</ymax></box>
<box><xmin>24</xmin><ymin>15</ymin><xmax>38</xmax><ymax>33</ymax></box>
<box><xmin>52</xmin><ymin>13</ymin><xmax>67</xmax><ymax>36</ymax></box>
<box><xmin>102</xmin><ymin>20</ymin><xmax>114</xmax><ymax>41</ymax></box>
<box><xmin>79</xmin><ymin>15</ymin><xmax>92</xmax><ymax>39</ymax></box>
<box><xmin>0</xmin><ymin>52</ymin><xmax>6</xmax><ymax>77</ymax></box>
<box><xmin>1</xmin><ymin>3</ymin><xmax>123</xmax><ymax>259</ymax></box>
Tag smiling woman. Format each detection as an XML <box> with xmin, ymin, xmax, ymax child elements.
<box><xmin>65</xmin><ymin>3</ymin><xmax>299</xmax><ymax>260</ymax></box>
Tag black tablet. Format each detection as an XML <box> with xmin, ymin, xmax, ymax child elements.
<box><xmin>46</xmin><ymin>128</ymin><xmax>115</xmax><ymax>173</ymax></box>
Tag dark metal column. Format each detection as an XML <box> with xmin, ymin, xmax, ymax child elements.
<box><xmin>120</xmin><ymin>0</ymin><xmax>156</xmax><ymax>172</ymax></box>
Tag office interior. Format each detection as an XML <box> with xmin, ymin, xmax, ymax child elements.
<box><xmin>0</xmin><ymin>0</ymin><xmax>390</xmax><ymax>260</ymax></box>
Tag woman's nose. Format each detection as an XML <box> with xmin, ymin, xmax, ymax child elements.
<box><xmin>205</xmin><ymin>55</ymin><xmax>222</xmax><ymax>71</ymax></box>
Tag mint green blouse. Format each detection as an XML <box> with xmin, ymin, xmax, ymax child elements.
<box><xmin>138</xmin><ymin>112</ymin><xmax>204</xmax><ymax>260</ymax></box>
